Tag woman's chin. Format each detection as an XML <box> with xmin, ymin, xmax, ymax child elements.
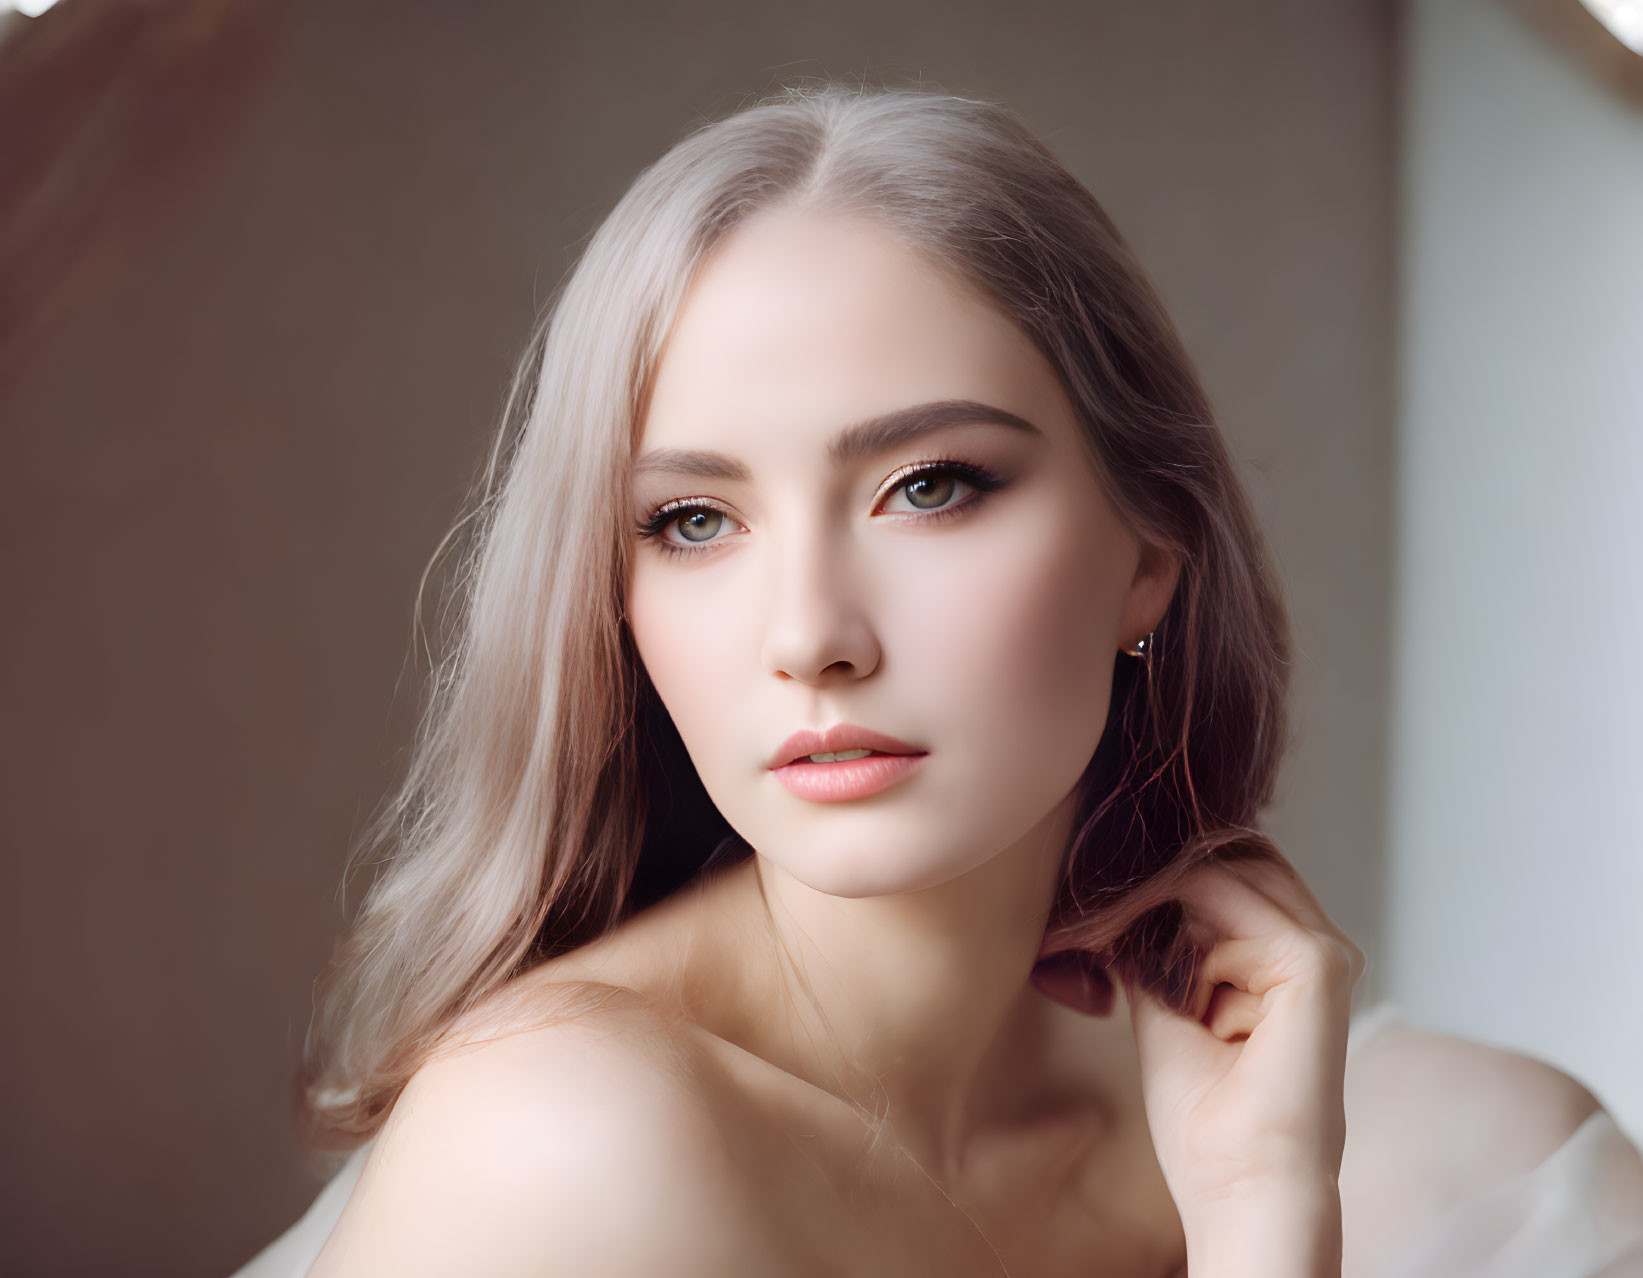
<box><xmin>760</xmin><ymin>847</ymin><xmax>991</xmax><ymax>900</ymax></box>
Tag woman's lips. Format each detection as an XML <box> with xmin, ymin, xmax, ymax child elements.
<box><xmin>768</xmin><ymin>723</ymin><xmax>924</xmax><ymax>769</ymax></box>
<box><xmin>770</xmin><ymin>750</ymin><xmax>927</xmax><ymax>802</ymax></box>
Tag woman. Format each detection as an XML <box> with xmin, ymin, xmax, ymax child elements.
<box><xmin>236</xmin><ymin>82</ymin><xmax>1643</xmax><ymax>1277</ymax></box>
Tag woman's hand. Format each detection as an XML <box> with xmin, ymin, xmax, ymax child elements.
<box><xmin>1119</xmin><ymin>854</ymin><xmax>1365</xmax><ymax>1276</ymax></box>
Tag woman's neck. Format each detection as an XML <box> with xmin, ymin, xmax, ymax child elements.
<box><xmin>702</xmin><ymin>791</ymin><xmax>1087</xmax><ymax>1183</ymax></box>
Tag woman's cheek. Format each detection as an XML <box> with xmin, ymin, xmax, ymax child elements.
<box><xmin>965</xmin><ymin>509</ymin><xmax>1121</xmax><ymax>771</ymax></box>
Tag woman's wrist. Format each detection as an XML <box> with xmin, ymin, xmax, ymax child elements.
<box><xmin>1181</xmin><ymin>1173</ymin><xmax>1342</xmax><ymax>1278</ymax></box>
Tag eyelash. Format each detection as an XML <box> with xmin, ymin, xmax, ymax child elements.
<box><xmin>633</xmin><ymin>457</ymin><xmax>1007</xmax><ymax>561</ymax></box>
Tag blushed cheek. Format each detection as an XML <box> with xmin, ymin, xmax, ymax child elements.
<box><xmin>935</xmin><ymin>500</ymin><xmax>1124</xmax><ymax>777</ymax></box>
<box><xmin>638</xmin><ymin>627</ymin><xmax>704</xmax><ymax>721</ymax></box>
<box><xmin>626</xmin><ymin>568</ymin><xmax>717</xmax><ymax>746</ymax></box>
<box><xmin>628</xmin><ymin>564</ymin><xmax>777</xmax><ymax>791</ymax></box>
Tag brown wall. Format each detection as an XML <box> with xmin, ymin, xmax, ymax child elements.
<box><xmin>0</xmin><ymin>2</ymin><xmax>1396</xmax><ymax>1273</ymax></box>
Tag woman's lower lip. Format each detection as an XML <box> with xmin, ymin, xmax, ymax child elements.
<box><xmin>770</xmin><ymin>752</ymin><xmax>927</xmax><ymax>802</ymax></box>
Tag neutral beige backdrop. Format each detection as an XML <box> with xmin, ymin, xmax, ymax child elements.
<box><xmin>0</xmin><ymin>2</ymin><xmax>1395</xmax><ymax>1273</ymax></box>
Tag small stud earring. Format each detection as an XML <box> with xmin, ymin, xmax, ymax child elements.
<box><xmin>1122</xmin><ymin>630</ymin><xmax>1154</xmax><ymax>659</ymax></box>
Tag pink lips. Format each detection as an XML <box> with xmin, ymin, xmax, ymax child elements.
<box><xmin>771</xmin><ymin>752</ymin><xmax>927</xmax><ymax>802</ymax></box>
<box><xmin>767</xmin><ymin>722</ymin><xmax>924</xmax><ymax>770</ymax></box>
<box><xmin>767</xmin><ymin>722</ymin><xmax>927</xmax><ymax>803</ymax></box>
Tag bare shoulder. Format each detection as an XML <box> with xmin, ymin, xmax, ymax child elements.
<box><xmin>308</xmin><ymin>986</ymin><xmax>786</xmax><ymax>1278</ymax></box>
<box><xmin>1341</xmin><ymin>1016</ymin><xmax>1607</xmax><ymax>1275</ymax></box>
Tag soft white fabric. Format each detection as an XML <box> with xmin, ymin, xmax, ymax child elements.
<box><xmin>1377</xmin><ymin>1096</ymin><xmax>1643</xmax><ymax>1278</ymax></box>
<box><xmin>228</xmin><ymin>999</ymin><xmax>1643</xmax><ymax>1276</ymax></box>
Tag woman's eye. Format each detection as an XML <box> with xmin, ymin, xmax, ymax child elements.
<box><xmin>632</xmin><ymin>505</ymin><xmax>745</xmax><ymax>557</ymax></box>
<box><xmin>635</xmin><ymin>460</ymin><xmax>1006</xmax><ymax>559</ymax></box>
<box><xmin>670</xmin><ymin>508</ymin><xmax>735</xmax><ymax>546</ymax></box>
<box><xmin>880</xmin><ymin>468</ymin><xmax>972</xmax><ymax>514</ymax></box>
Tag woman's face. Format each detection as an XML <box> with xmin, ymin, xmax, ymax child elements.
<box><xmin>626</xmin><ymin>209</ymin><xmax>1177</xmax><ymax>898</ymax></box>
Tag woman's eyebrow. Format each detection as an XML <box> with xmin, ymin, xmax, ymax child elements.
<box><xmin>631</xmin><ymin>398</ymin><xmax>1043</xmax><ymax>482</ymax></box>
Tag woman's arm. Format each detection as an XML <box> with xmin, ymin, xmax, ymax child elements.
<box><xmin>1179</xmin><ymin>1171</ymin><xmax>1342</xmax><ymax>1278</ymax></box>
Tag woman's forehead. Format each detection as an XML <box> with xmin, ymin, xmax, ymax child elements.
<box><xmin>637</xmin><ymin>211</ymin><xmax>1069</xmax><ymax>466</ymax></box>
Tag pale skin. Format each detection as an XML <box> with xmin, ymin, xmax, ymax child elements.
<box><xmin>305</xmin><ymin>210</ymin><xmax>1609</xmax><ymax>1278</ymax></box>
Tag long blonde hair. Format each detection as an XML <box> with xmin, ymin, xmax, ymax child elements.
<box><xmin>298</xmin><ymin>77</ymin><xmax>1292</xmax><ymax>1148</ymax></box>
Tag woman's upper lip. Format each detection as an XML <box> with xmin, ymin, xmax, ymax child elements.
<box><xmin>769</xmin><ymin>723</ymin><xmax>926</xmax><ymax>769</ymax></box>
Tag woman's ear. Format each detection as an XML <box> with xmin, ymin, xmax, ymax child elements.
<box><xmin>1121</xmin><ymin>539</ymin><xmax>1182</xmax><ymax>645</ymax></box>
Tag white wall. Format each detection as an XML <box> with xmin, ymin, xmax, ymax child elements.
<box><xmin>1392</xmin><ymin>0</ymin><xmax>1643</xmax><ymax>1140</ymax></box>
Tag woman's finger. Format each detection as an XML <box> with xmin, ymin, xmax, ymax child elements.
<box><xmin>1169</xmin><ymin>862</ymin><xmax>1304</xmax><ymax>947</ymax></box>
<box><xmin>1217</xmin><ymin>855</ymin><xmax>1367</xmax><ymax>983</ymax></box>
<box><xmin>1217</xmin><ymin>851</ymin><xmax>1333</xmax><ymax>933</ymax></box>
<box><xmin>1122</xmin><ymin>969</ymin><xmax>1234</xmax><ymax>1104</ymax></box>
<box><xmin>1202</xmin><ymin>982</ymin><xmax>1264</xmax><ymax>1041</ymax></box>
<box><xmin>1196</xmin><ymin>930</ymin><xmax>1359</xmax><ymax>1000</ymax></box>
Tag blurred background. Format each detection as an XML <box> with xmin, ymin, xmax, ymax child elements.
<box><xmin>1</xmin><ymin>0</ymin><xmax>1638</xmax><ymax>1273</ymax></box>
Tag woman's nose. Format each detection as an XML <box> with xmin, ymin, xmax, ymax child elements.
<box><xmin>757</xmin><ymin>531</ymin><xmax>882</xmax><ymax>685</ymax></box>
